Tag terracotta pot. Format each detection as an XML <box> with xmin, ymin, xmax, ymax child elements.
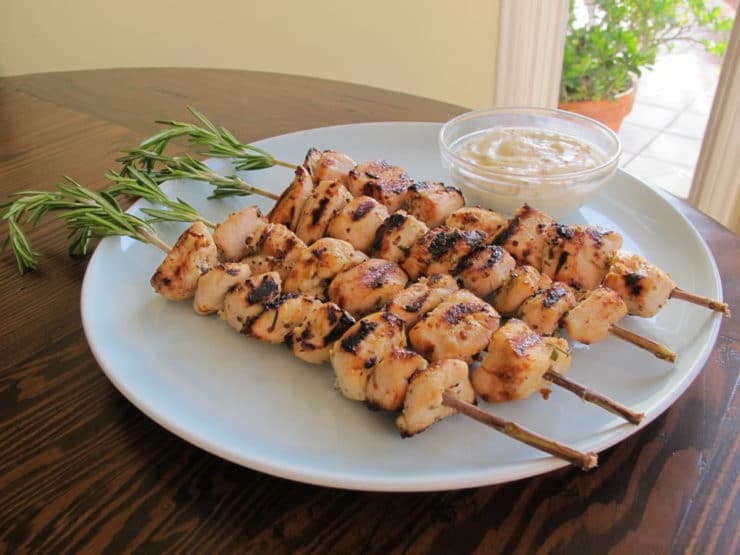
<box><xmin>558</xmin><ymin>83</ymin><xmax>637</xmax><ymax>133</ymax></box>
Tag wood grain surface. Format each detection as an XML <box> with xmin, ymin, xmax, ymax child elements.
<box><xmin>0</xmin><ymin>69</ymin><xmax>737</xmax><ymax>554</ymax></box>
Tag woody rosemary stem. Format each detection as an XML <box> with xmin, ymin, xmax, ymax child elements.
<box><xmin>273</xmin><ymin>159</ymin><xmax>298</xmax><ymax>170</ymax></box>
<box><xmin>609</xmin><ymin>324</ymin><xmax>677</xmax><ymax>362</ymax></box>
<box><xmin>139</xmin><ymin>228</ymin><xmax>171</xmax><ymax>254</ymax></box>
<box><xmin>671</xmin><ymin>287</ymin><xmax>731</xmax><ymax>316</ymax></box>
<box><xmin>544</xmin><ymin>370</ymin><xmax>644</xmax><ymax>425</ymax></box>
<box><xmin>441</xmin><ymin>392</ymin><xmax>598</xmax><ymax>470</ymax></box>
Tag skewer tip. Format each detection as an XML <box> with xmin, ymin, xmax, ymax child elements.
<box><xmin>609</xmin><ymin>324</ymin><xmax>677</xmax><ymax>363</ymax></box>
<box><xmin>582</xmin><ymin>452</ymin><xmax>599</xmax><ymax>471</ymax></box>
<box><xmin>671</xmin><ymin>287</ymin><xmax>731</xmax><ymax>317</ymax></box>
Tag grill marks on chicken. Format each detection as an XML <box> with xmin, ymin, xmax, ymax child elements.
<box><xmin>347</xmin><ymin>160</ymin><xmax>413</xmax><ymax>212</ymax></box>
<box><xmin>295</xmin><ymin>180</ymin><xmax>353</xmax><ymax>245</ymax></box>
<box><xmin>326</xmin><ymin>195</ymin><xmax>389</xmax><ymax>253</ymax></box>
<box><xmin>409</xmin><ymin>290</ymin><xmax>500</xmax><ymax>363</ymax></box>
<box><xmin>193</xmin><ymin>262</ymin><xmax>252</xmax><ymax>315</ymax></box>
<box><xmin>283</xmin><ymin>238</ymin><xmax>367</xmax><ymax>299</ymax></box>
<box><xmin>330</xmin><ymin>312</ymin><xmax>407</xmax><ymax>401</ymax></box>
<box><xmin>307</xmin><ymin>150</ymin><xmax>357</xmax><ymax>185</ymax></box>
<box><xmin>445</xmin><ymin>206</ymin><xmax>507</xmax><ymax>240</ymax></box>
<box><xmin>252</xmin><ymin>223</ymin><xmax>308</xmax><ymax>278</ymax></box>
<box><xmin>386</xmin><ymin>274</ymin><xmax>459</xmax><ymax>326</ymax></box>
<box><xmin>563</xmin><ymin>287</ymin><xmax>628</xmax><ymax>344</ymax></box>
<box><xmin>473</xmin><ymin>319</ymin><xmax>571</xmax><ymax>403</ymax></box>
<box><xmin>328</xmin><ymin>258</ymin><xmax>409</xmax><ymax>318</ymax></box>
<box><xmin>220</xmin><ymin>272</ymin><xmax>282</xmax><ymax>332</ymax></box>
<box><xmin>542</xmin><ymin>224</ymin><xmax>623</xmax><ymax>291</ymax></box>
<box><xmin>401</xmin><ymin>181</ymin><xmax>465</xmax><ymax>228</ymax></box>
<box><xmin>396</xmin><ymin>359</ymin><xmax>476</xmax><ymax>437</ymax></box>
<box><xmin>402</xmin><ymin>226</ymin><xmax>487</xmax><ymax>280</ymax></box>
<box><xmin>288</xmin><ymin>302</ymin><xmax>356</xmax><ymax>364</ymax></box>
<box><xmin>372</xmin><ymin>211</ymin><xmax>429</xmax><ymax>263</ymax></box>
<box><xmin>493</xmin><ymin>205</ymin><xmax>555</xmax><ymax>270</ymax></box>
<box><xmin>247</xmin><ymin>294</ymin><xmax>322</xmax><ymax>344</ymax></box>
<box><xmin>517</xmin><ymin>282</ymin><xmax>577</xmax><ymax>335</ymax></box>
<box><xmin>456</xmin><ymin>245</ymin><xmax>516</xmax><ymax>298</ymax></box>
<box><xmin>151</xmin><ymin>221</ymin><xmax>218</xmax><ymax>301</ymax></box>
<box><xmin>268</xmin><ymin>165</ymin><xmax>314</xmax><ymax>230</ymax></box>
<box><xmin>603</xmin><ymin>250</ymin><xmax>675</xmax><ymax>317</ymax></box>
<box><xmin>365</xmin><ymin>349</ymin><xmax>427</xmax><ymax>411</ymax></box>
<box><xmin>492</xmin><ymin>265</ymin><xmax>552</xmax><ymax>316</ymax></box>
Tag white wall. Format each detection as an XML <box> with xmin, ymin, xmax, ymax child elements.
<box><xmin>0</xmin><ymin>0</ymin><xmax>501</xmax><ymax>108</ymax></box>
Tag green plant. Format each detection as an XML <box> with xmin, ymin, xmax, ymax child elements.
<box><xmin>560</xmin><ymin>0</ymin><xmax>734</xmax><ymax>102</ymax></box>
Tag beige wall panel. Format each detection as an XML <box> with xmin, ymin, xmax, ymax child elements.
<box><xmin>0</xmin><ymin>0</ymin><xmax>500</xmax><ymax>109</ymax></box>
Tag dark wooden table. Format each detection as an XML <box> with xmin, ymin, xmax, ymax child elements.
<box><xmin>1</xmin><ymin>69</ymin><xmax>737</xmax><ymax>554</ymax></box>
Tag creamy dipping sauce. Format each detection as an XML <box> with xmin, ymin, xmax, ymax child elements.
<box><xmin>455</xmin><ymin>127</ymin><xmax>606</xmax><ymax>176</ymax></box>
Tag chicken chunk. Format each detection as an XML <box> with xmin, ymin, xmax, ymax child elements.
<box><xmin>302</xmin><ymin>147</ymin><xmax>322</xmax><ymax>177</ymax></box>
<box><xmin>256</xmin><ymin>223</ymin><xmax>307</xmax><ymax>273</ymax></box>
<box><xmin>401</xmin><ymin>181</ymin><xmax>465</xmax><ymax>227</ymax></box>
<box><xmin>372</xmin><ymin>211</ymin><xmax>429</xmax><ymax>263</ymax></box>
<box><xmin>268</xmin><ymin>165</ymin><xmax>314</xmax><ymax>230</ymax></box>
<box><xmin>603</xmin><ymin>250</ymin><xmax>675</xmax><ymax>317</ymax></box>
<box><xmin>445</xmin><ymin>206</ymin><xmax>507</xmax><ymax>240</ymax></box>
<box><xmin>402</xmin><ymin>226</ymin><xmax>487</xmax><ymax>280</ymax></box>
<box><xmin>309</xmin><ymin>150</ymin><xmax>357</xmax><ymax>185</ymax></box>
<box><xmin>543</xmin><ymin>336</ymin><xmax>572</xmax><ymax>376</ymax></box>
<box><xmin>213</xmin><ymin>206</ymin><xmax>267</xmax><ymax>261</ymax></box>
<box><xmin>283</xmin><ymin>238</ymin><xmax>367</xmax><ymax>299</ymax></box>
<box><xmin>151</xmin><ymin>221</ymin><xmax>218</xmax><ymax>301</ymax></box>
<box><xmin>396</xmin><ymin>359</ymin><xmax>476</xmax><ymax>437</ymax></box>
<box><xmin>365</xmin><ymin>349</ymin><xmax>427</xmax><ymax>411</ymax></box>
<box><xmin>328</xmin><ymin>258</ymin><xmax>408</xmax><ymax>318</ymax></box>
<box><xmin>246</xmin><ymin>294</ymin><xmax>322</xmax><ymax>344</ymax></box>
<box><xmin>472</xmin><ymin>319</ymin><xmax>558</xmax><ymax>402</ymax></box>
<box><xmin>492</xmin><ymin>265</ymin><xmax>552</xmax><ymax>316</ymax></box>
<box><xmin>517</xmin><ymin>282</ymin><xmax>577</xmax><ymax>335</ymax></box>
<box><xmin>563</xmin><ymin>287</ymin><xmax>627</xmax><ymax>344</ymax></box>
<box><xmin>288</xmin><ymin>302</ymin><xmax>356</xmax><ymax>364</ymax></box>
<box><xmin>386</xmin><ymin>274</ymin><xmax>459</xmax><ymax>326</ymax></box>
<box><xmin>330</xmin><ymin>312</ymin><xmax>407</xmax><ymax>401</ymax></box>
<box><xmin>409</xmin><ymin>290</ymin><xmax>500</xmax><ymax>363</ymax></box>
<box><xmin>326</xmin><ymin>195</ymin><xmax>389</xmax><ymax>253</ymax></box>
<box><xmin>493</xmin><ymin>204</ymin><xmax>554</xmax><ymax>270</ymax></box>
<box><xmin>295</xmin><ymin>180</ymin><xmax>353</xmax><ymax>245</ymax></box>
<box><xmin>193</xmin><ymin>262</ymin><xmax>251</xmax><ymax>315</ymax></box>
<box><xmin>542</xmin><ymin>224</ymin><xmax>623</xmax><ymax>290</ymax></box>
<box><xmin>347</xmin><ymin>160</ymin><xmax>413</xmax><ymax>211</ymax></box>
<box><xmin>220</xmin><ymin>272</ymin><xmax>282</xmax><ymax>332</ymax></box>
<box><xmin>240</xmin><ymin>255</ymin><xmax>286</xmax><ymax>278</ymax></box>
<box><xmin>456</xmin><ymin>245</ymin><xmax>517</xmax><ymax>298</ymax></box>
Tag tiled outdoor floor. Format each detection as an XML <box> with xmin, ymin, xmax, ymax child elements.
<box><xmin>618</xmin><ymin>45</ymin><xmax>724</xmax><ymax>198</ymax></box>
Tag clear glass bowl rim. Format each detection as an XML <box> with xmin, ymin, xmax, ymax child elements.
<box><xmin>439</xmin><ymin>106</ymin><xmax>622</xmax><ymax>184</ymax></box>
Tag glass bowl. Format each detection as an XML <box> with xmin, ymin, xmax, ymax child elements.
<box><xmin>439</xmin><ymin>107</ymin><xmax>621</xmax><ymax>218</ymax></box>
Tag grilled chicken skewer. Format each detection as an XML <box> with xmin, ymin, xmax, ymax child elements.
<box><xmin>147</xmin><ymin>222</ymin><xmax>598</xmax><ymax>469</ymax></box>
<box><xmin>274</xmin><ymin>150</ymin><xmax>727</xmax><ymax>317</ymax></box>
<box><xmin>215</xmin><ymin>208</ymin><xmax>643</xmax><ymax>424</ymax></box>
<box><xmin>269</xmin><ymin>178</ymin><xmax>678</xmax><ymax>361</ymax></box>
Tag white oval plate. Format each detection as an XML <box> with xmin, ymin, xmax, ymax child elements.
<box><xmin>81</xmin><ymin>122</ymin><xmax>723</xmax><ymax>491</ymax></box>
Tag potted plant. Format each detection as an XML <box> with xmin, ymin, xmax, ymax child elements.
<box><xmin>558</xmin><ymin>0</ymin><xmax>733</xmax><ymax>132</ymax></box>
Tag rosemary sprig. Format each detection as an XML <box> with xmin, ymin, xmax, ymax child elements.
<box><xmin>1</xmin><ymin>177</ymin><xmax>172</xmax><ymax>272</ymax></box>
<box><xmin>3</xmin><ymin>217</ymin><xmax>41</xmax><ymax>273</ymax></box>
<box><xmin>118</xmin><ymin>106</ymin><xmax>296</xmax><ymax>173</ymax></box>
<box><xmin>106</xmin><ymin>167</ymin><xmax>216</xmax><ymax>228</ymax></box>
<box><xmin>119</xmin><ymin>149</ymin><xmax>280</xmax><ymax>201</ymax></box>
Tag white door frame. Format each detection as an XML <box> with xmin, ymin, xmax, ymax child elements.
<box><xmin>495</xmin><ymin>0</ymin><xmax>569</xmax><ymax>107</ymax></box>
<box><xmin>689</xmin><ymin>16</ymin><xmax>740</xmax><ymax>233</ymax></box>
